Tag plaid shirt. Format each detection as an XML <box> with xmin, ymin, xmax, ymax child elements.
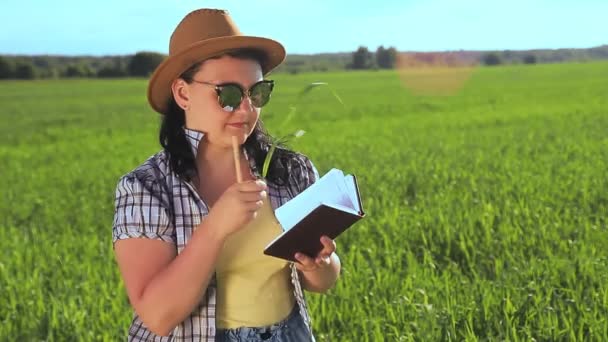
<box><xmin>112</xmin><ymin>127</ymin><xmax>319</xmax><ymax>341</ymax></box>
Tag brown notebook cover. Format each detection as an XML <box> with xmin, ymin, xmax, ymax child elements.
<box><xmin>263</xmin><ymin>174</ymin><xmax>365</xmax><ymax>262</ymax></box>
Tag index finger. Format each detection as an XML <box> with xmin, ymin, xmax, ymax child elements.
<box><xmin>236</xmin><ymin>179</ymin><xmax>268</xmax><ymax>192</ymax></box>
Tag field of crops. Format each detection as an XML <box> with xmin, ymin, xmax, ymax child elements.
<box><xmin>1</xmin><ymin>61</ymin><xmax>607</xmax><ymax>340</ymax></box>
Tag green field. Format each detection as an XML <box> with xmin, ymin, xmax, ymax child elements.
<box><xmin>1</xmin><ymin>62</ymin><xmax>607</xmax><ymax>341</ymax></box>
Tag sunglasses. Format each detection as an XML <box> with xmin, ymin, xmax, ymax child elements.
<box><xmin>191</xmin><ymin>79</ymin><xmax>274</xmax><ymax>112</ymax></box>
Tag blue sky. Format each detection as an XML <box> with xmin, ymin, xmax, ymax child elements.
<box><xmin>1</xmin><ymin>0</ymin><xmax>606</xmax><ymax>55</ymax></box>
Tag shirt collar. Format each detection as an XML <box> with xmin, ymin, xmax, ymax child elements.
<box><xmin>181</xmin><ymin>126</ymin><xmax>261</xmax><ymax>179</ymax></box>
<box><xmin>183</xmin><ymin>126</ymin><xmax>205</xmax><ymax>157</ymax></box>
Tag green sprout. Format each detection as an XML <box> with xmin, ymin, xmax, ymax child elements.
<box><xmin>298</xmin><ymin>82</ymin><xmax>344</xmax><ymax>105</ymax></box>
<box><xmin>261</xmin><ymin>82</ymin><xmax>344</xmax><ymax>179</ymax></box>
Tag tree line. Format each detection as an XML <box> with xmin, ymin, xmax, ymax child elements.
<box><xmin>1</xmin><ymin>45</ymin><xmax>607</xmax><ymax>79</ymax></box>
<box><xmin>0</xmin><ymin>52</ymin><xmax>164</xmax><ymax>80</ymax></box>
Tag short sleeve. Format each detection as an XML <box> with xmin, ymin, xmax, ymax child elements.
<box><xmin>112</xmin><ymin>173</ymin><xmax>175</xmax><ymax>245</ymax></box>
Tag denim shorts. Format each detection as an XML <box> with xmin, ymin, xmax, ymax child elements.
<box><xmin>215</xmin><ymin>304</ymin><xmax>314</xmax><ymax>342</ymax></box>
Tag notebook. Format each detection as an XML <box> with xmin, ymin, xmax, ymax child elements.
<box><xmin>263</xmin><ymin>168</ymin><xmax>365</xmax><ymax>262</ymax></box>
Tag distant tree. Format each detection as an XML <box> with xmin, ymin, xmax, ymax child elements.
<box><xmin>376</xmin><ymin>46</ymin><xmax>386</xmax><ymax>68</ymax></box>
<box><xmin>0</xmin><ymin>56</ymin><xmax>14</xmax><ymax>79</ymax></box>
<box><xmin>64</xmin><ymin>64</ymin><xmax>86</xmax><ymax>78</ymax></box>
<box><xmin>97</xmin><ymin>66</ymin><xmax>128</xmax><ymax>78</ymax></box>
<box><xmin>84</xmin><ymin>65</ymin><xmax>95</xmax><ymax>77</ymax></box>
<box><xmin>376</xmin><ymin>45</ymin><xmax>398</xmax><ymax>69</ymax></box>
<box><xmin>350</xmin><ymin>46</ymin><xmax>373</xmax><ymax>70</ymax></box>
<box><xmin>32</xmin><ymin>57</ymin><xmax>50</xmax><ymax>69</ymax></box>
<box><xmin>523</xmin><ymin>54</ymin><xmax>537</xmax><ymax>64</ymax></box>
<box><xmin>14</xmin><ymin>61</ymin><xmax>36</xmax><ymax>79</ymax></box>
<box><xmin>386</xmin><ymin>47</ymin><xmax>398</xmax><ymax>68</ymax></box>
<box><xmin>311</xmin><ymin>63</ymin><xmax>329</xmax><ymax>72</ymax></box>
<box><xmin>98</xmin><ymin>57</ymin><xmax>128</xmax><ymax>78</ymax></box>
<box><xmin>482</xmin><ymin>53</ymin><xmax>502</xmax><ymax>66</ymax></box>
<box><xmin>35</xmin><ymin>66</ymin><xmax>57</xmax><ymax>79</ymax></box>
<box><xmin>589</xmin><ymin>45</ymin><xmax>608</xmax><ymax>59</ymax></box>
<box><xmin>48</xmin><ymin>67</ymin><xmax>60</xmax><ymax>79</ymax></box>
<box><xmin>128</xmin><ymin>51</ymin><xmax>165</xmax><ymax>77</ymax></box>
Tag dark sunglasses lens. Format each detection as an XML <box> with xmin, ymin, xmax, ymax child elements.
<box><xmin>250</xmin><ymin>82</ymin><xmax>273</xmax><ymax>107</ymax></box>
<box><xmin>218</xmin><ymin>85</ymin><xmax>243</xmax><ymax>110</ymax></box>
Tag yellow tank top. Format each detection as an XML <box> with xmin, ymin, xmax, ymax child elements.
<box><xmin>215</xmin><ymin>198</ymin><xmax>296</xmax><ymax>329</ymax></box>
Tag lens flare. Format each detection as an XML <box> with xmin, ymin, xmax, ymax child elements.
<box><xmin>396</xmin><ymin>51</ymin><xmax>479</xmax><ymax>96</ymax></box>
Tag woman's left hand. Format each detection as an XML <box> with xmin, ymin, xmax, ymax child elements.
<box><xmin>294</xmin><ymin>235</ymin><xmax>336</xmax><ymax>272</ymax></box>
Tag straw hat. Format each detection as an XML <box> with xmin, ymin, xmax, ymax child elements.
<box><xmin>147</xmin><ymin>8</ymin><xmax>286</xmax><ymax>114</ymax></box>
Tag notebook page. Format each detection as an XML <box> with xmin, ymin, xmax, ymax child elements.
<box><xmin>275</xmin><ymin>168</ymin><xmax>348</xmax><ymax>230</ymax></box>
<box><xmin>322</xmin><ymin>201</ymin><xmax>360</xmax><ymax>216</ymax></box>
<box><xmin>344</xmin><ymin>175</ymin><xmax>360</xmax><ymax>213</ymax></box>
<box><xmin>315</xmin><ymin>169</ymin><xmax>353</xmax><ymax>209</ymax></box>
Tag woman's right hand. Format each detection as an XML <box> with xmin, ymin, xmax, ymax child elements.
<box><xmin>206</xmin><ymin>179</ymin><xmax>268</xmax><ymax>240</ymax></box>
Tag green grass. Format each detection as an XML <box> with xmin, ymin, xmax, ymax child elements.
<box><xmin>1</xmin><ymin>61</ymin><xmax>607</xmax><ymax>341</ymax></box>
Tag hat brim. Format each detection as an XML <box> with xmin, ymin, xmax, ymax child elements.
<box><xmin>147</xmin><ymin>35</ymin><xmax>286</xmax><ymax>114</ymax></box>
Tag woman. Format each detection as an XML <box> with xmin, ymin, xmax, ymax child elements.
<box><xmin>111</xmin><ymin>8</ymin><xmax>341</xmax><ymax>342</ymax></box>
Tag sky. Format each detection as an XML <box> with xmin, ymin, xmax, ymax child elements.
<box><xmin>1</xmin><ymin>0</ymin><xmax>607</xmax><ymax>56</ymax></box>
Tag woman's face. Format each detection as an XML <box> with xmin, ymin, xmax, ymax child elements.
<box><xmin>172</xmin><ymin>55</ymin><xmax>263</xmax><ymax>148</ymax></box>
